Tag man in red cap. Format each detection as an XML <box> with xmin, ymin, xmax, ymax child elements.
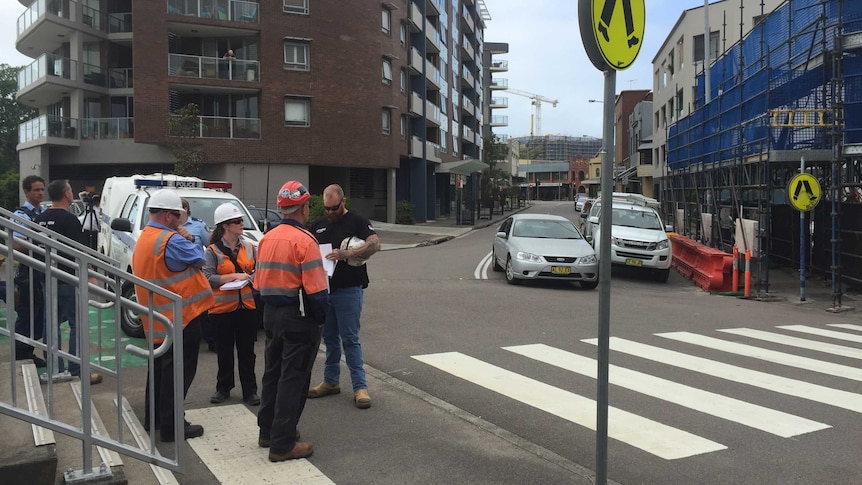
<box><xmin>255</xmin><ymin>180</ymin><xmax>329</xmax><ymax>462</ymax></box>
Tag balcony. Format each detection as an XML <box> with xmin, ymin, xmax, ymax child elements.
<box><xmin>80</xmin><ymin>117</ymin><xmax>134</xmax><ymax>140</ymax></box>
<box><xmin>461</xmin><ymin>65</ymin><xmax>474</xmax><ymax>89</ymax></box>
<box><xmin>426</xmin><ymin>0</ymin><xmax>442</xmax><ymax>16</ymax></box>
<box><xmin>18</xmin><ymin>115</ymin><xmax>80</xmax><ymax>148</ymax></box>
<box><xmin>425</xmin><ymin>101</ymin><xmax>442</xmax><ymax>126</ymax></box>
<box><xmin>407</xmin><ymin>1</ymin><xmax>422</xmax><ymax>32</ymax></box>
<box><xmin>461</xmin><ymin>37</ymin><xmax>475</xmax><ymax>61</ymax></box>
<box><xmin>108</xmin><ymin>67</ymin><xmax>133</xmax><ymax>88</ymax></box>
<box><xmin>407</xmin><ymin>47</ymin><xmax>423</xmax><ymax>74</ymax></box>
<box><xmin>194</xmin><ymin>116</ymin><xmax>260</xmax><ymax>139</ymax></box>
<box><xmin>409</xmin><ymin>92</ymin><xmax>423</xmax><ymax>117</ymax></box>
<box><xmin>462</xmin><ymin>124</ymin><xmax>475</xmax><ymax>143</ymax></box>
<box><xmin>17</xmin><ymin>54</ymin><xmax>77</xmax><ymax>107</ymax></box>
<box><xmin>490</xmin><ymin>59</ymin><xmax>508</xmax><ymax>72</ymax></box>
<box><xmin>167</xmin><ymin>0</ymin><xmax>259</xmax><ymax>24</ymax></box>
<box><xmin>16</xmin><ymin>0</ymin><xmax>75</xmax><ymax>55</ymax></box>
<box><xmin>490</xmin><ymin>97</ymin><xmax>508</xmax><ymax>109</ymax></box>
<box><xmin>169</xmin><ymin>54</ymin><xmax>260</xmax><ymax>82</ymax></box>
<box><xmin>108</xmin><ymin>12</ymin><xmax>132</xmax><ymax>33</ymax></box>
<box><xmin>461</xmin><ymin>8</ymin><xmax>475</xmax><ymax>33</ymax></box>
<box><xmin>426</xmin><ymin>141</ymin><xmax>442</xmax><ymax>162</ymax></box>
<box><xmin>489</xmin><ymin>115</ymin><xmax>508</xmax><ymax>127</ymax></box>
<box><xmin>425</xmin><ymin>61</ymin><xmax>441</xmax><ymax>90</ymax></box>
<box><xmin>490</xmin><ymin>78</ymin><xmax>508</xmax><ymax>90</ymax></box>
<box><xmin>425</xmin><ymin>22</ymin><xmax>441</xmax><ymax>53</ymax></box>
<box><xmin>461</xmin><ymin>96</ymin><xmax>475</xmax><ymax>116</ymax></box>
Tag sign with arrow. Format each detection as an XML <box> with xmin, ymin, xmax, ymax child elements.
<box><xmin>787</xmin><ymin>173</ymin><xmax>821</xmax><ymax>212</ymax></box>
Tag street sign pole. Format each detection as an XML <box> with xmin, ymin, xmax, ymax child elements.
<box><xmin>800</xmin><ymin>157</ymin><xmax>806</xmax><ymax>302</ymax></box>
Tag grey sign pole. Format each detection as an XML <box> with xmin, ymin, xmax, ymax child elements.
<box><xmin>595</xmin><ymin>68</ymin><xmax>616</xmax><ymax>485</ymax></box>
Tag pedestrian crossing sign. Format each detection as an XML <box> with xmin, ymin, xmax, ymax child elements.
<box><xmin>787</xmin><ymin>173</ymin><xmax>821</xmax><ymax>212</ymax></box>
<box><xmin>579</xmin><ymin>0</ymin><xmax>645</xmax><ymax>71</ymax></box>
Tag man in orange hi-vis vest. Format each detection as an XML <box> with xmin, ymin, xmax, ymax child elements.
<box><xmin>132</xmin><ymin>189</ymin><xmax>214</xmax><ymax>443</ymax></box>
<box><xmin>255</xmin><ymin>180</ymin><xmax>329</xmax><ymax>462</ymax></box>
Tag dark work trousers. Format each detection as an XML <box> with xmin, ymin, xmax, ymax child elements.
<box><xmin>143</xmin><ymin>315</ymin><xmax>203</xmax><ymax>437</ymax></box>
<box><xmin>14</xmin><ymin>275</ymin><xmax>44</xmax><ymax>359</ymax></box>
<box><xmin>257</xmin><ymin>304</ymin><xmax>322</xmax><ymax>454</ymax></box>
<box><xmin>200</xmin><ymin>313</ymin><xmax>215</xmax><ymax>346</ymax></box>
<box><xmin>211</xmin><ymin>308</ymin><xmax>258</xmax><ymax>398</ymax></box>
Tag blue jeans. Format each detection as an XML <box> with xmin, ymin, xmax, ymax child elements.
<box><xmin>322</xmin><ymin>286</ymin><xmax>366</xmax><ymax>391</ymax></box>
<box><xmin>51</xmin><ymin>284</ymin><xmax>79</xmax><ymax>375</ymax></box>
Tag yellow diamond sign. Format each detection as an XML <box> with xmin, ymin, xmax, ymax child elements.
<box><xmin>579</xmin><ymin>0</ymin><xmax>645</xmax><ymax>71</ymax></box>
<box><xmin>787</xmin><ymin>173</ymin><xmax>821</xmax><ymax>212</ymax></box>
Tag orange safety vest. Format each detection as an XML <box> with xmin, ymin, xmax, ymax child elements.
<box><xmin>255</xmin><ymin>224</ymin><xmax>328</xmax><ymax>304</ymax></box>
<box><xmin>209</xmin><ymin>240</ymin><xmax>257</xmax><ymax>314</ymax></box>
<box><xmin>132</xmin><ymin>226</ymin><xmax>214</xmax><ymax>343</ymax></box>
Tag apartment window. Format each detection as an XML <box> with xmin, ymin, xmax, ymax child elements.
<box><xmin>382</xmin><ymin>8</ymin><xmax>391</xmax><ymax>35</ymax></box>
<box><xmin>400</xmin><ymin>24</ymin><xmax>407</xmax><ymax>47</ymax></box>
<box><xmin>283</xmin><ymin>41</ymin><xmax>309</xmax><ymax>71</ymax></box>
<box><xmin>400</xmin><ymin>68</ymin><xmax>407</xmax><ymax>93</ymax></box>
<box><xmin>283</xmin><ymin>0</ymin><xmax>309</xmax><ymax>14</ymax></box>
<box><xmin>382</xmin><ymin>109</ymin><xmax>391</xmax><ymax>135</ymax></box>
<box><xmin>400</xmin><ymin>114</ymin><xmax>408</xmax><ymax>139</ymax></box>
<box><xmin>284</xmin><ymin>97</ymin><xmax>310</xmax><ymax>127</ymax></box>
<box><xmin>693</xmin><ymin>31</ymin><xmax>720</xmax><ymax>63</ymax></box>
<box><xmin>383</xmin><ymin>59</ymin><xmax>392</xmax><ymax>85</ymax></box>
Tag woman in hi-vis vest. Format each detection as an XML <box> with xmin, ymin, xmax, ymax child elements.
<box><xmin>203</xmin><ymin>203</ymin><xmax>260</xmax><ymax>406</ymax></box>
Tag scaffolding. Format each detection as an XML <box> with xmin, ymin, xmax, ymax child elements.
<box><xmin>662</xmin><ymin>0</ymin><xmax>862</xmax><ymax>306</ymax></box>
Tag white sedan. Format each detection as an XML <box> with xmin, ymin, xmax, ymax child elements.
<box><xmin>492</xmin><ymin>214</ymin><xmax>598</xmax><ymax>288</ymax></box>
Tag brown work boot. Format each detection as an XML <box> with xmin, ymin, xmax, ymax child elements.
<box><xmin>307</xmin><ymin>382</ymin><xmax>340</xmax><ymax>398</ymax></box>
<box><xmin>269</xmin><ymin>441</ymin><xmax>313</xmax><ymax>462</ymax></box>
<box><xmin>354</xmin><ymin>389</ymin><xmax>371</xmax><ymax>409</ymax></box>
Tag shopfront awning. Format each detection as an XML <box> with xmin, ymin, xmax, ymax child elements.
<box><xmin>438</xmin><ymin>159</ymin><xmax>489</xmax><ymax>176</ymax></box>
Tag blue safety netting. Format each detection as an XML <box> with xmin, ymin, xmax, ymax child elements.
<box><xmin>668</xmin><ymin>0</ymin><xmax>862</xmax><ymax>171</ymax></box>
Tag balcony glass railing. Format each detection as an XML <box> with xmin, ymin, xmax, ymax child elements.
<box><xmin>18</xmin><ymin>115</ymin><xmax>79</xmax><ymax>144</ymax></box>
<box><xmin>491</xmin><ymin>60</ymin><xmax>508</xmax><ymax>70</ymax></box>
<box><xmin>108</xmin><ymin>68</ymin><xmax>133</xmax><ymax>88</ymax></box>
<box><xmin>18</xmin><ymin>54</ymin><xmax>77</xmax><ymax>91</ymax></box>
<box><xmin>490</xmin><ymin>97</ymin><xmax>508</xmax><ymax>108</ymax></box>
<box><xmin>490</xmin><ymin>78</ymin><xmax>508</xmax><ymax>88</ymax></box>
<box><xmin>82</xmin><ymin>63</ymin><xmax>107</xmax><ymax>87</ymax></box>
<box><xmin>169</xmin><ymin>54</ymin><xmax>260</xmax><ymax>82</ymax></box>
<box><xmin>108</xmin><ymin>12</ymin><xmax>132</xmax><ymax>33</ymax></box>
<box><xmin>194</xmin><ymin>116</ymin><xmax>260</xmax><ymax>139</ymax></box>
<box><xmin>17</xmin><ymin>0</ymin><xmax>71</xmax><ymax>36</ymax></box>
<box><xmin>167</xmin><ymin>0</ymin><xmax>259</xmax><ymax>24</ymax></box>
<box><xmin>80</xmin><ymin>117</ymin><xmax>134</xmax><ymax>139</ymax></box>
<box><xmin>82</xmin><ymin>4</ymin><xmax>107</xmax><ymax>31</ymax></box>
<box><xmin>491</xmin><ymin>115</ymin><xmax>508</xmax><ymax>125</ymax></box>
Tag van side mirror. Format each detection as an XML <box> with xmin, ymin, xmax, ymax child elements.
<box><xmin>110</xmin><ymin>218</ymin><xmax>132</xmax><ymax>232</ymax></box>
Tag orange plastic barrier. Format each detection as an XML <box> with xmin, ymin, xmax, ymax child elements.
<box><xmin>669</xmin><ymin>234</ymin><xmax>734</xmax><ymax>292</ymax></box>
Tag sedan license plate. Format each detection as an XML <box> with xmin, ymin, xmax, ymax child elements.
<box><xmin>625</xmin><ymin>258</ymin><xmax>643</xmax><ymax>267</ymax></box>
<box><xmin>551</xmin><ymin>266</ymin><xmax>571</xmax><ymax>275</ymax></box>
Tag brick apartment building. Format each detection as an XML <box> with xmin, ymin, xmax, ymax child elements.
<box><xmin>14</xmin><ymin>0</ymin><xmax>498</xmax><ymax>222</ymax></box>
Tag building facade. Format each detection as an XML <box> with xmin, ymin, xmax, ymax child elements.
<box><xmin>14</xmin><ymin>0</ymin><xmax>493</xmax><ymax>223</ymax></box>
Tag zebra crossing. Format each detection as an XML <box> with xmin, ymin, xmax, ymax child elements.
<box><xmin>412</xmin><ymin>324</ymin><xmax>862</xmax><ymax>460</ymax></box>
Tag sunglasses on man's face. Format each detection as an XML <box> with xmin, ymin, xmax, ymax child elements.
<box><xmin>324</xmin><ymin>199</ymin><xmax>344</xmax><ymax>212</ymax></box>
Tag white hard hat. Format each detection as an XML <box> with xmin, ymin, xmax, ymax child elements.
<box><xmin>340</xmin><ymin>236</ymin><xmax>368</xmax><ymax>267</ymax></box>
<box><xmin>148</xmin><ymin>189</ymin><xmax>184</xmax><ymax>211</ymax></box>
<box><xmin>214</xmin><ymin>203</ymin><xmax>243</xmax><ymax>225</ymax></box>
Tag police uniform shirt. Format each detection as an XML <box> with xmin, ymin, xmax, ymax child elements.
<box><xmin>309</xmin><ymin>211</ymin><xmax>376</xmax><ymax>290</ymax></box>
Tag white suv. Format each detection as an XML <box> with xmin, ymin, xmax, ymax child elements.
<box><xmin>98</xmin><ymin>174</ymin><xmax>265</xmax><ymax>337</ymax></box>
<box><xmin>591</xmin><ymin>202</ymin><xmax>673</xmax><ymax>282</ymax></box>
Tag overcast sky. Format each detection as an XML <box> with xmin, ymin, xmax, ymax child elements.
<box><xmin>1</xmin><ymin>1</ymin><xmax>726</xmax><ymax>138</ymax></box>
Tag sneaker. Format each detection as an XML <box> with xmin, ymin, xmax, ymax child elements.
<box><xmin>307</xmin><ymin>382</ymin><xmax>340</xmax><ymax>398</ymax></box>
<box><xmin>269</xmin><ymin>441</ymin><xmax>313</xmax><ymax>462</ymax></box>
<box><xmin>354</xmin><ymin>389</ymin><xmax>371</xmax><ymax>409</ymax></box>
<box><xmin>243</xmin><ymin>393</ymin><xmax>260</xmax><ymax>406</ymax></box>
<box><xmin>210</xmin><ymin>390</ymin><xmax>230</xmax><ymax>404</ymax></box>
<box><xmin>161</xmin><ymin>423</ymin><xmax>204</xmax><ymax>442</ymax></box>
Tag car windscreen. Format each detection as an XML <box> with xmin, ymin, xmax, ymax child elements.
<box><xmin>512</xmin><ymin>219</ymin><xmax>583</xmax><ymax>239</ymax></box>
<box><xmin>142</xmin><ymin>196</ymin><xmax>255</xmax><ymax>230</ymax></box>
<box><xmin>610</xmin><ymin>208</ymin><xmax>663</xmax><ymax>230</ymax></box>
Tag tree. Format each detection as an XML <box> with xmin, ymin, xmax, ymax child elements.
<box><xmin>0</xmin><ymin>169</ymin><xmax>19</xmax><ymax>210</ymax></box>
<box><xmin>0</xmin><ymin>64</ymin><xmax>37</xmax><ymax>173</ymax></box>
<box><xmin>167</xmin><ymin>103</ymin><xmax>207</xmax><ymax>176</ymax></box>
<box><xmin>480</xmin><ymin>133</ymin><xmax>511</xmax><ymax>205</ymax></box>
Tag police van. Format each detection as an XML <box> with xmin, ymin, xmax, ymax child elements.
<box><xmin>98</xmin><ymin>173</ymin><xmax>265</xmax><ymax>337</ymax></box>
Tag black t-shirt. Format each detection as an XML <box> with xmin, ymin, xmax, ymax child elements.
<box><xmin>310</xmin><ymin>211</ymin><xmax>376</xmax><ymax>290</ymax></box>
<box><xmin>35</xmin><ymin>208</ymin><xmax>88</xmax><ymax>276</ymax></box>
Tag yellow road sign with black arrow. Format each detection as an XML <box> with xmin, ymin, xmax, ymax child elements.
<box><xmin>787</xmin><ymin>173</ymin><xmax>821</xmax><ymax>212</ymax></box>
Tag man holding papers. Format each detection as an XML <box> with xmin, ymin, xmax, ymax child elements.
<box><xmin>203</xmin><ymin>203</ymin><xmax>260</xmax><ymax>406</ymax></box>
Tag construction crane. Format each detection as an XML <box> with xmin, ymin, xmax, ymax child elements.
<box><xmin>506</xmin><ymin>88</ymin><xmax>559</xmax><ymax>136</ymax></box>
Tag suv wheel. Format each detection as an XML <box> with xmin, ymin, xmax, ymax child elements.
<box><xmin>655</xmin><ymin>269</ymin><xmax>670</xmax><ymax>283</ymax></box>
<box><xmin>120</xmin><ymin>282</ymin><xmax>145</xmax><ymax>338</ymax></box>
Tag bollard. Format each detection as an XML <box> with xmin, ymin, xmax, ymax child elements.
<box><xmin>732</xmin><ymin>245</ymin><xmax>739</xmax><ymax>292</ymax></box>
<box><xmin>744</xmin><ymin>249</ymin><xmax>751</xmax><ymax>297</ymax></box>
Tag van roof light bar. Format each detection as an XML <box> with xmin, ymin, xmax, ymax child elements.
<box><xmin>133</xmin><ymin>178</ymin><xmax>232</xmax><ymax>190</ymax></box>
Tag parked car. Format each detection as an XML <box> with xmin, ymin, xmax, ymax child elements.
<box><xmin>591</xmin><ymin>202</ymin><xmax>673</xmax><ymax>282</ymax></box>
<box><xmin>574</xmin><ymin>193</ymin><xmax>589</xmax><ymax>212</ymax></box>
<box><xmin>492</xmin><ymin>214</ymin><xmax>598</xmax><ymax>288</ymax></box>
<box><xmin>247</xmin><ymin>206</ymin><xmax>282</xmax><ymax>232</ymax></box>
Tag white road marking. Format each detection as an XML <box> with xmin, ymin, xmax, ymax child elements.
<box><xmin>582</xmin><ymin>337</ymin><xmax>862</xmax><ymax>413</ymax></box>
<box><xmin>474</xmin><ymin>251</ymin><xmax>492</xmax><ymax>280</ymax></box>
<box><xmin>718</xmin><ymin>328</ymin><xmax>862</xmax><ymax>360</ymax></box>
<box><xmin>185</xmin><ymin>405</ymin><xmax>334</xmax><ymax>485</ymax></box>
<box><xmin>412</xmin><ymin>351</ymin><xmax>726</xmax><ymax>459</ymax></box>
<box><xmin>777</xmin><ymin>325</ymin><xmax>862</xmax><ymax>344</ymax></box>
<box><xmin>828</xmin><ymin>324</ymin><xmax>862</xmax><ymax>332</ymax></box>
<box><xmin>657</xmin><ymin>332</ymin><xmax>862</xmax><ymax>382</ymax></box>
<box><xmin>504</xmin><ymin>344</ymin><xmax>829</xmax><ymax>438</ymax></box>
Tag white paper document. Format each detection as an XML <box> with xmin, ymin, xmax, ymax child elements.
<box><xmin>219</xmin><ymin>279</ymin><xmax>249</xmax><ymax>291</ymax></box>
<box><xmin>319</xmin><ymin>243</ymin><xmax>335</xmax><ymax>277</ymax></box>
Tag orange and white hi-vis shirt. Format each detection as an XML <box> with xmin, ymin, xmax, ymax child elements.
<box><xmin>133</xmin><ymin>226</ymin><xmax>214</xmax><ymax>343</ymax></box>
<box><xmin>209</xmin><ymin>240</ymin><xmax>257</xmax><ymax>314</ymax></box>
